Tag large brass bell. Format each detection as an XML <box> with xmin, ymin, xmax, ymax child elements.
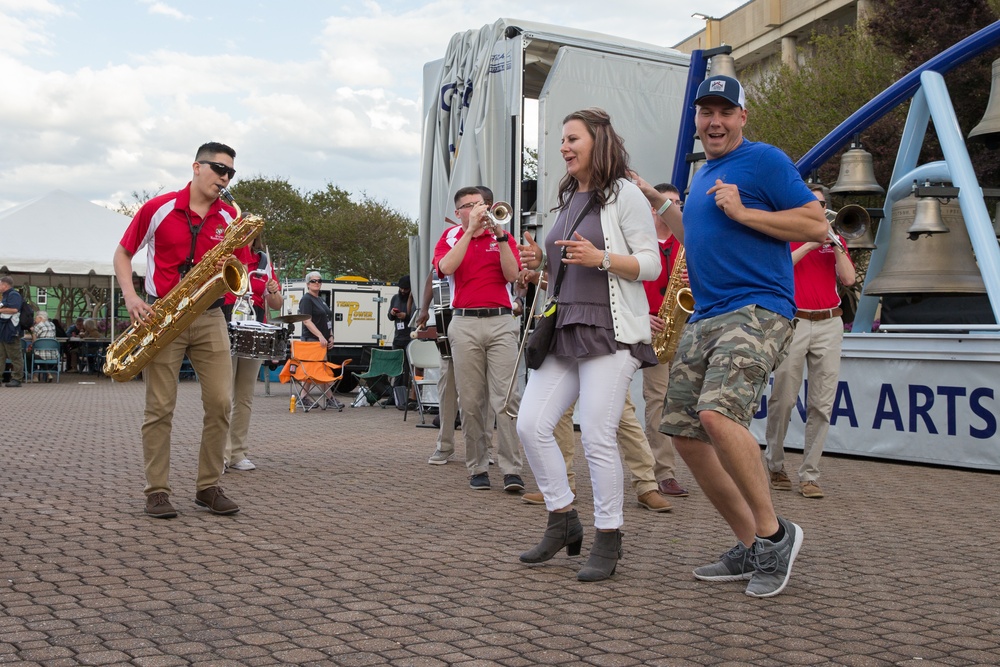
<box><xmin>865</xmin><ymin>194</ymin><xmax>986</xmax><ymax>295</ymax></box>
<box><xmin>708</xmin><ymin>52</ymin><xmax>737</xmax><ymax>79</ymax></box>
<box><xmin>968</xmin><ymin>58</ymin><xmax>1000</xmax><ymax>144</ymax></box>
<box><xmin>906</xmin><ymin>196</ymin><xmax>950</xmax><ymax>238</ymax></box>
<box><xmin>830</xmin><ymin>141</ymin><xmax>884</xmax><ymax>195</ymax></box>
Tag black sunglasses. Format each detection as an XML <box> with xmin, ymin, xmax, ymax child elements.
<box><xmin>308</xmin><ymin>279</ymin><xmax>322</xmax><ymax>284</ymax></box>
<box><xmin>198</xmin><ymin>160</ymin><xmax>236</xmax><ymax>179</ymax></box>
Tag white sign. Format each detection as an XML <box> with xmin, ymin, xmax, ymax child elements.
<box><xmin>751</xmin><ymin>333</ymin><xmax>1000</xmax><ymax>470</ymax></box>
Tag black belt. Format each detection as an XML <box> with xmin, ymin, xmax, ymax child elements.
<box><xmin>795</xmin><ymin>307</ymin><xmax>843</xmax><ymax>321</ymax></box>
<box><xmin>453</xmin><ymin>307</ymin><xmax>512</xmax><ymax>317</ymax></box>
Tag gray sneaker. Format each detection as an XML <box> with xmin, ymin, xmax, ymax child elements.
<box><xmin>693</xmin><ymin>542</ymin><xmax>754</xmax><ymax>581</ymax></box>
<box><xmin>745</xmin><ymin>517</ymin><xmax>804</xmax><ymax>598</ymax></box>
<box><xmin>427</xmin><ymin>449</ymin><xmax>455</xmax><ymax>465</ymax></box>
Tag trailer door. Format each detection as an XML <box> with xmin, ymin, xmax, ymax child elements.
<box><xmin>536</xmin><ymin>46</ymin><xmax>688</xmax><ymax>233</ymax></box>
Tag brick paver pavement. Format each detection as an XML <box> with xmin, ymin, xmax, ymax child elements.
<box><xmin>1</xmin><ymin>374</ymin><xmax>998</xmax><ymax>666</ymax></box>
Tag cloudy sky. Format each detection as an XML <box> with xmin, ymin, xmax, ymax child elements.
<box><xmin>0</xmin><ymin>0</ymin><xmax>744</xmax><ymax>218</ymax></box>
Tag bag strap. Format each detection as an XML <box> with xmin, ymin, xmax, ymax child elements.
<box><xmin>551</xmin><ymin>193</ymin><xmax>598</xmax><ymax>299</ymax></box>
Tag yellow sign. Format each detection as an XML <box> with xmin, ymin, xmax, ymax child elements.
<box><xmin>337</xmin><ymin>300</ymin><xmax>374</xmax><ymax>325</ymax></box>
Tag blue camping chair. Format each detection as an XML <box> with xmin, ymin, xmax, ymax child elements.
<box><xmin>30</xmin><ymin>338</ymin><xmax>62</xmax><ymax>383</ymax></box>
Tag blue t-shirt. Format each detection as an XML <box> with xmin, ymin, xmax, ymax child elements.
<box><xmin>0</xmin><ymin>289</ymin><xmax>23</xmax><ymax>343</ymax></box>
<box><xmin>684</xmin><ymin>139</ymin><xmax>814</xmax><ymax>321</ymax></box>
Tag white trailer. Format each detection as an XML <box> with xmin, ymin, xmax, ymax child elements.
<box><xmin>414</xmin><ymin>18</ymin><xmax>692</xmax><ymax>294</ymax></box>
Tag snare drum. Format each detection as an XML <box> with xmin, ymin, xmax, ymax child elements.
<box><xmin>229</xmin><ymin>321</ymin><xmax>290</xmax><ymax>360</ymax></box>
<box><xmin>433</xmin><ymin>306</ymin><xmax>453</xmax><ymax>358</ymax></box>
<box><xmin>431</xmin><ymin>278</ymin><xmax>453</xmax><ymax>359</ymax></box>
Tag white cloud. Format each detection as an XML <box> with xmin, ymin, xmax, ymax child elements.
<box><xmin>142</xmin><ymin>1</ymin><xmax>192</xmax><ymax>22</ymax></box>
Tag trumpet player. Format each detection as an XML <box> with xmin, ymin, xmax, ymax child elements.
<box><xmin>434</xmin><ymin>186</ymin><xmax>524</xmax><ymax>492</ymax></box>
<box><xmin>113</xmin><ymin>141</ymin><xmax>251</xmax><ymax>519</ymax></box>
<box><xmin>764</xmin><ymin>184</ymin><xmax>856</xmax><ymax>500</ymax></box>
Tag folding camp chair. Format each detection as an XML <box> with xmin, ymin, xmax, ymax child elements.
<box><xmin>351</xmin><ymin>348</ymin><xmax>405</xmax><ymax>408</ymax></box>
<box><xmin>280</xmin><ymin>340</ymin><xmax>350</xmax><ymax>412</ymax></box>
<box><xmin>404</xmin><ymin>339</ymin><xmax>442</xmax><ymax>426</ymax></box>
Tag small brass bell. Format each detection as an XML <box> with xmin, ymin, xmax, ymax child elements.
<box><xmin>969</xmin><ymin>58</ymin><xmax>1000</xmax><ymax>144</ymax></box>
<box><xmin>830</xmin><ymin>140</ymin><xmax>884</xmax><ymax>196</ymax></box>
<box><xmin>906</xmin><ymin>196</ymin><xmax>950</xmax><ymax>239</ymax></box>
<box><xmin>708</xmin><ymin>53</ymin><xmax>737</xmax><ymax>79</ymax></box>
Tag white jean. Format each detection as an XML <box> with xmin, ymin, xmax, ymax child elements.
<box><xmin>517</xmin><ymin>349</ymin><xmax>641</xmax><ymax>529</ymax></box>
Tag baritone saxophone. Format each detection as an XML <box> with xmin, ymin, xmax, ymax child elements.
<box><xmin>652</xmin><ymin>246</ymin><xmax>695</xmax><ymax>365</ymax></box>
<box><xmin>103</xmin><ymin>187</ymin><xmax>265</xmax><ymax>381</ymax></box>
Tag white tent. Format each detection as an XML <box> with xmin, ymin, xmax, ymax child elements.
<box><xmin>0</xmin><ymin>189</ymin><xmax>145</xmax><ymax>288</ymax></box>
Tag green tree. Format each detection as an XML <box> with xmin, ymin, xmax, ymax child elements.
<box><xmin>867</xmin><ymin>0</ymin><xmax>1000</xmax><ymax>186</ymax></box>
<box><xmin>744</xmin><ymin>25</ymin><xmax>903</xmax><ymax>189</ymax></box>
<box><xmin>228</xmin><ymin>177</ymin><xmax>311</xmax><ymax>278</ymax></box>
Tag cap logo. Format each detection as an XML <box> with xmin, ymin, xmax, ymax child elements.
<box><xmin>709</xmin><ymin>81</ymin><xmax>726</xmax><ymax>93</ymax></box>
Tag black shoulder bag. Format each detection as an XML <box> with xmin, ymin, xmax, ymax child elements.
<box><xmin>524</xmin><ymin>194</ymin><xmax>597</xmax><ymax>370</ymax></box>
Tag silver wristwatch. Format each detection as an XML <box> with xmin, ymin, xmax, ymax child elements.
<box><xmin>598</xmin><ymin>250</ymin><xmax>611</xmax><ymax>271</ymax></box>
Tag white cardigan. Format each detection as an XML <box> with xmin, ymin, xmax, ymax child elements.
<box><xmin>598</xmin><ymin>179</ymin><xmax>660</xmax><ymax>345</ymax></box>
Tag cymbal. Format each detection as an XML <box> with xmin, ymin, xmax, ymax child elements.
<box><xmin>271</xmin><ymin>314</ymin><xmax>309</xmax><ymax>323</ymax></box>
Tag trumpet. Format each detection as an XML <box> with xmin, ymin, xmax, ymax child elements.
<box><xmin>487</xmin><ymin>201</ymin><xmax>513</xmax><ymax>226</ymax></box>
<box><xmin>824</xmin><ymin>204</ymin><xmax>870</xmax><ymax>251</ymax></box>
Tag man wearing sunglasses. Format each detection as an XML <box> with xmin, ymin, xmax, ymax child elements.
<box><xmin>114</xmin><ymin>141</ymin><xmax>252</xmax><ymax>520</ymax></box>
<box><xmin>434</xmin><ymin>186</ymin><xmax>524</xmax><ymax>492</ymax></box>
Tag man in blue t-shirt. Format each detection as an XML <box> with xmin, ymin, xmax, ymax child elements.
<box><xmin>0</xmin><ymin>276</ymin><xmax>25</xmax><ymax>387</ymax></box>
<box><xmin>635</xmin><ymin>75</ymin><xmax>827</xmax><ymax>598</ymax></box>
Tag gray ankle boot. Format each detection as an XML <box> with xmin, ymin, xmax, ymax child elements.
<box><xmin>577</xmin><ymin>529</ymin><xmax>622</xmax><ymax>581</ymax></box>
<box><xmin>519</xmin><ymin>509</ymin><xmax>584</xmax><ymax>563</ymax></box>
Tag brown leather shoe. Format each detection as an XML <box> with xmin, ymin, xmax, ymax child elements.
<box><xmin>799</xmin><ymin>480</ymin><xmax>825</xmax><ymax>498</ymax></box>
<box><xmin>521</xmin><ymin>491</ymin><xmax>545</xmax><ymax>505</ymax></box>
<box><xmin>195</xmin><ymin>486</ymin><xmax>240</xmax><ymax>515</ymax></box>
<box><xmin>657</xmin><ymin>478</ymin><xmax>689</xmax><ymax>497</ymax></box>
<box><xmin>637</xmin><ymin>490</ymin><xmax>672</xmax><ymax>512</ymax></box>
<box><xmin>521</xmin><ymin>488</ymin><xmax>576</xmax><ymax>505</ymax></box>
<box><xmin>145</xmin><ymin>492</ymin><xmax>177</xmax><ymax>519</ymax></box>
<box><xmin>770</xmin><ymin>468</ymin><xmax>792</xmax><ymax>490</ymax></box>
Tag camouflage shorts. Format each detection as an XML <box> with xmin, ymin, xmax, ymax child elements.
<box><xmin>660</xmin><ymin>305</ymin><xmax>793</xmax><ymax>442</ymax></box>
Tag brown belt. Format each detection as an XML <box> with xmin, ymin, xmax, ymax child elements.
<box><xmin>795</xmin><ymin>307</ymin><xmax>843</xmax><ymax>321</ymax></box>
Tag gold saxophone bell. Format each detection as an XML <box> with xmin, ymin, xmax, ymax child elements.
<box><xmin>487</xmin><ymin>201</ymin><xmax>512</xmax><ymax>226</ymax></box>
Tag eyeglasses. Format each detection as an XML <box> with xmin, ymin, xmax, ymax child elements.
<box><xmin>198</xmin><ymin>160</ymin><xmax>236</xmax><ymax>179</ymax></box>
<box><xmin>308</xmin><ymin>279</ymin><xmax>322</xmax><ymax>284</ymax></box>
<box><xmin>457</xmin><ymin>200</ymin><xmax>485</xmax><ymax>211</ymax></box>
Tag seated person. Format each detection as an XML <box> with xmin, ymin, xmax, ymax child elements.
<box><xmin>29</xmin><ymin>312</ymin><xmax>59</xmax><ymax>382</ymax></box>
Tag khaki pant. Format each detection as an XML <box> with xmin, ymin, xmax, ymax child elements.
<box><xmin>642</xmin><ymin>361</ymin><xmax>677</xmax><ymax>481</ymax></box>
<box><xmin>141</xmin><ymin>308</ymin><xmax>233</xmax><ymax>496</ymax></box>
<box><xmin>1</xmin><ymin>338</ymin><xmax>24</xmax><ymax>382</ymax></box>
<box><xmin>449</xmin><ymin>314</ymin><xmax>522</xmax><ymax>476</ymax></box>
<box><xmin>764</xmin><ymin>316</ymin><xmax>844</xmax><ymax>483</ymax></box>
<box><xmin>226</xmin><ymin>355</ymin><xmax>263</xmax><ymax>465</ymax></box>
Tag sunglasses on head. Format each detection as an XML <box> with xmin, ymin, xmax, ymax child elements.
<box><xmin>198</xmin><ymin>160</ymin><xmax>236</xmax><ymax>179</ymax></box>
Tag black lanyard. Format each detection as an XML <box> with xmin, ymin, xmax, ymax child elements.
<box><xmin>180</xmin><ymin>211</ymin><xmax>206</xmax><ymax>277</ymax></box>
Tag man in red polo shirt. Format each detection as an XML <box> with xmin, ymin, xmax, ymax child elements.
<box><xmin>764</xmin><ymin>183</ymin><xmax>856</xmax><ymax>499</ymax></box>
<box><xmin>641</xmin><ymin>183</ymin><xmax>690</xmax><ymax>499</ymax></box>
<box><xmin>113</xmin><ymin>141</ymin><xmax>252</xmax><ymax>519</ymax></box>
<box><xmin>434</xmin><ymin>186</ymin><xmax>523</xmax><ymax>491</ymax></box>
